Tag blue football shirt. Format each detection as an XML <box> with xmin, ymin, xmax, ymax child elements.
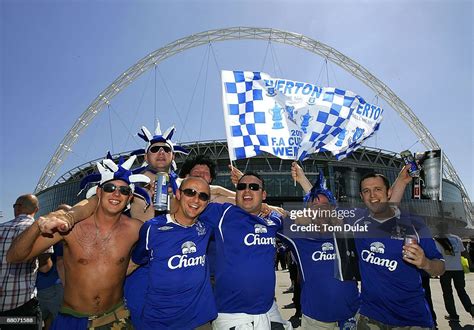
<box><xmin>131</xmin><ymin>214</ymin><xmax>217</xmax><ymax>329</ymax></box>
<box><xmin>199</xmin><ymin>203</ymin><xmax>282</xmax><ymax>314</ymax></box>
<box><xmin>278</xmin><ymin>233</ymin><xmax>360</xmax><ymax>322</ymax></box>
<box><xmin>352</xmin><ymin>209</ymin><xmax>443</xmax><ymax>327</ymax></box>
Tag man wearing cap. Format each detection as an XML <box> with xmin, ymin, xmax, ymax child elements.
<box><xmin>126</xmin><ymin>122</ymin><xmax>195</xmax><ymax>328</ymax></box>
<box><xmin>278</xmin><ymin>169</ymin><xmax>360</xmax><ymax>329</ymax></box>
<box><xmin>41</xmin><ymin>121</ymin><xmax>187</xmax><ymax>328</ymax></box>
<box><xmin>7</xmin><ymin>156</ymin><xmax>149</xmax><ymax>329</ymax></box>
<box><xmin>129</xmin><ymin>121</ymin><xmax>190</xmax><ymax>221</ymax></box>
<box><xmin>64</xmin><ymin>121</ymin><xmax>188</xmax><ymax>225</ymax></box>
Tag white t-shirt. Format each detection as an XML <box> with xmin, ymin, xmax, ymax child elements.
<box><xmin>436</xmin><ymin>234</ymin><xmax>465</xmax><ymax>271</ymax></box>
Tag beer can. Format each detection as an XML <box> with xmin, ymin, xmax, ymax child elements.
<box><xmin>153</xmin><ymin>172</ymin><xmax>169</xmax><ymax>211</ymax></box>
<box><xmin>400</xmin><ymin>150</ymin><xmax>421</xmax><ymax>177</ymax></box>
<box><xmin>404</xmin><ymin>234</ymin><xmax>417</xmax><ymax>246</ymax></box>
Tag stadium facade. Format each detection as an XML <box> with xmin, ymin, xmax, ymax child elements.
<box><xmin>36</xmin><ymin>140</ymin><xmax>469</xmax><ymax>232</ymax></box>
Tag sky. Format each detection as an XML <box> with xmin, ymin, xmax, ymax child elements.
<box><xmin>1</xmin><ymin>0</ymin><xmax>472</xmax><ymax>221</ymax></box>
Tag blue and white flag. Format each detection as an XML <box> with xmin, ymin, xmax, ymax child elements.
<box><xmin>221</xmin><ymin>70</ymin><xmax>383</xmax><ymax>161</ymax></box>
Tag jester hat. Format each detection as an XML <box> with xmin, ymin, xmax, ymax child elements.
<box><xmin>303</xmin><ymin>171</ymin><xmax>337</xmax><ymax>206</ymax></box>
<box><xmin>134</xmin><ymin>120</ymin><xmax>189</xmax><ymax>155</ymax></box>
<box><xmin>79</xmin><ymin>155</ymin><xmax>151</xmax><ymax>206</ymax></box>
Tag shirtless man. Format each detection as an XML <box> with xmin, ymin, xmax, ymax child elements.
<box><xmin>6</xmin><ymin>156</ymin><xmax>149</xmax><ymax>329</ymax></box>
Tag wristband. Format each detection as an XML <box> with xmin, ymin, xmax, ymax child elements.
<box><xmin>64</xmin><ymin>212</ymin><xmax>75</xmax><ymax>228</ymax></box>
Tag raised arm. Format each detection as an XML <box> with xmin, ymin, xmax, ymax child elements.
<box><xmin>389</xmin><ymin>164</ymin><xmax>412</xmax><ymax>204</ymax></box>
<box><xmin>229</xmin><ymin>164</ymin><xmax>243</xmax><ymax>186</ymax></box>
<box><xmin>6</xmin><ymin>216</ymin><xmax>66</xmax><ymax>263</ymax></box>
<box><xmin>66</xmin><ymin>196</ymin><xmax>99</xmax><ymax>224</ymax></box>
<box><xmin>210</xmin><ymin>185</ymin><xmax>236</xmax><ymax>204</ymax></box>
<box><xmin>39</xmin><ymin>197</ymin><xmax>99</xmax><ymax>230</ymax></box>
<box><xmin>291</xmin><ymin>162</ymin><xmax>312</xmax><ymax>193</ymax></box>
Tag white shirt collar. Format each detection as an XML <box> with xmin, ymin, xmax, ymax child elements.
<box><xmin>369</xmin><ymin>206</ymin><xmax>400</xmax><ymax>223</ymax></box>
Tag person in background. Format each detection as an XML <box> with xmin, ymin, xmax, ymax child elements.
<box><xmin>275</xmin><ymin>242</ymin><xmax>287</xmax><ymax>271</ymax></box>
<box><xmin>0</xmin><ymin>194</ymin><xmax>52</xmax><ymax>330</ymax></box>
<box><xmin>435</xmin><ymin>222</ymin><xmax>474</xmax><ymax>322</ymax></box>
<box><xmin>280</xmin><ymin>171</ymin><xmax>360</xmax><ymax>329</ymax></box>
<box><xmin>420</xmin><ymin>271</ymin><xmax>438</xmax><ymax>328</ymax></box>
<box><xmin>179</xmin><ymin>154</ymin><xmax>245</xmax><ymax>204</ymax></box>
<box><xmin>285</xmin><ymin>252</ymin><xmax>302</xmax><ymax>328</ymax></box>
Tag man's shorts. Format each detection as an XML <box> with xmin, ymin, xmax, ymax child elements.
<box><xmin>51</xmin><ymin>302</ymin><xmax>132</xmax><ymax>330</ymax></box>
<box><xmin>357</xmin><ymin>314</ymin><xmax>431</xmax><ymax>330</ymax></box>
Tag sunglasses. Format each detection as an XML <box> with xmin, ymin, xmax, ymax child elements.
<box><xmin>236</xmin><ymin>183</ymin><xmax>262</xmax><ymax>191</ymax></box>
<box><xmin>179</xmin><ymin>188</ymin><xmax>210</xmax><ymax>202</ymax></box>
<box><xmin>101</xmin><ymin>182</ymin><xmax>132</xmax><ymax>196</ymax></box>
<box><xmin>149</xmin><ymin>145</ymin><xmax>172</xmax><ymax>154</ymax></box>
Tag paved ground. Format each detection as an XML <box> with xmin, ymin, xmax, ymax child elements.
<box><xmin>275</xmin><ymin>270</ymin><xmax>474</xmax><ymax>329</ymax></box>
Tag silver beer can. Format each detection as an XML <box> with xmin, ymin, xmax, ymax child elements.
<box><xmin>153</xmin><ymin>172</ymin><xmax>169</xmax><ymax>211</ymax></box>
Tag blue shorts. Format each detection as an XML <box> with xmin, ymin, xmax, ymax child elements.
<box><xmin>51</xmin><ymin>303</ymin><xmax>132</xmax><ymax>330</ymax></box>
<box><xmin>51</xmin><ymin>312</ymin><xmax>88</xmax><ymax>330</ymax></box>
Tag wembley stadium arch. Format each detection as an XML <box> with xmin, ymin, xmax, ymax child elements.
<box><xmin>34</xmin><ymin>27</ymin><xmax>472</xmax><ymax>224</ymax></box>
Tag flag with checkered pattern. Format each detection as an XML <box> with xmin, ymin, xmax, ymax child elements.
<box><xmin>221</xmin><ymin>70</ymin><xmax>383</xmax><ymax>161</ymax></box>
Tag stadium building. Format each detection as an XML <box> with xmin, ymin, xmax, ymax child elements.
<box><xmin>32</xmin><ymin>28</ymin><xmax>472</xmax><ymax>236</ymax></box>
<box><xmin>36</xmin><ymin>140</ymin><xmax>470</xmax><ymax>234</ymax></box>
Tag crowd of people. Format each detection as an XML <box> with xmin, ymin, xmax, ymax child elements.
<box><xmin>1</xmin><ymin>120</ymin><xmax>473</xmax><ymax>330</ymax></box>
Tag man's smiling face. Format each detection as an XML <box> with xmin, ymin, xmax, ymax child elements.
<box><xmin>236</xmin><ymin>175</ymin><xmax>266</xmax><ymax>215</ymax></box>
<box><xmin>360</xmin><ymin>176</ymin><xmax>392</xmax><ymax>219</ymax></box>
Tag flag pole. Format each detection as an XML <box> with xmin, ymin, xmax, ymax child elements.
<box><xmin>294</xmin><ymin>156</ymin><xmax>298</xmax><ymax>187</ymax></box>
<box><xmin>230</xmin><ymin>160</ymin><xmax>236</xmax><ymax>187</ymax></box>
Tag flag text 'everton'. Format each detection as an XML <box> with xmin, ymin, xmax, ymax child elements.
<box><xmin>221</xmin><ymin>70</ymin><xmax>383</xmax><ymax>161</ymax></box>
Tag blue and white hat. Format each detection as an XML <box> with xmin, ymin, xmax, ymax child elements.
<box><xmin>135</xmin><ymin>120</ymin><xmax>189</xmax><ymax>154</ymax></box>
<box><xmin>303</xmin><ymin>171</ymin><xmax>336</xmax><ymax>205</ymax></box>
<box><xmin>79</xmin><ymin>155</ymin><xmax>151</xmax><ymax>206</ymax></box>
<box><xmin>131</xmin><ymin>120</ymin><xmax>189</xmax><ymax>171</ymax></box>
